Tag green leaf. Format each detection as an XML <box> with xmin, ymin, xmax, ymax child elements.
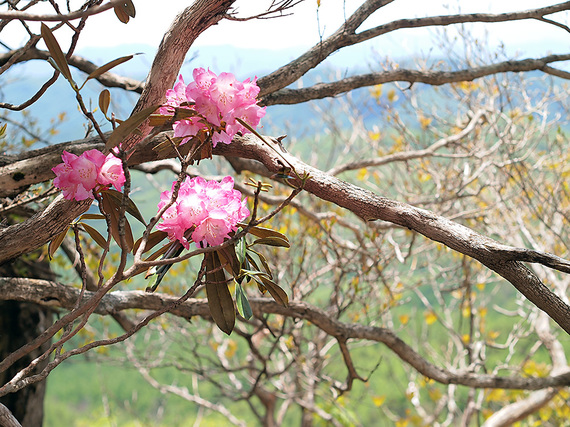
<box><xmin>40</xmin><ymin>23</ymin><xmax>74</xmax><ymax>85</ymax></box>
<box><xmin>80</xmin><ymin>222</ymin><xmax>108</xmax><ymax>249</ymax></box>
<box><xmin>105</xmin><ymin>104</ymin><xmax>161</xmax><ymax>150</ymax></box>
<box><xmin>133</xmin><ymin>230</ymin><xmax>168</xmax><ymax>255</ymax></box>
<box><xmin>251</xmin><ymin>236</ymin><xmax>290</xmax><ymax>248</ymax></box>
<box><xmin>99</xmin><ymin>89</ymin><xmax>111</xmax><ymax>117</ymax></box>
<box><xmin>100</xmin><ymin>188</ymin><xmax>146</xmax><ymax>225</ymax></box>
<box><xmin>236</xmin><ymin>237</ymin><xmax>246</xmax><ymax>266</ymax></box>
<box><xmin>235</xmin><ymin>282</ymin><xmax>253</xmax><ymax>320</ymax></box>
<box><xmin>0</xmin><ymin>123</ymin><xmax>7</xmax><ymax>138</ymax></box>
<box><xmin>205</xmin><ymin>252</ymin><xmax>235</xmax><ymax>335</ymax></box>
<box><xmin>48</xmin><ymin>226</ymin><xmax>69</xmax><ymax>259</ymax></box>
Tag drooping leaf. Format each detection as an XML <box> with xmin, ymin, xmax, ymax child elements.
<box><xmin>247</xmin><ymin>248</ymin><xmax>273</xmax><ymax>278</ymax></box>
<box><xmin>251</xmin><ymin>236</ymin><xmax>290</xmax><ymax>248</ymax></box>
<box><xmin>145</xmin><ymin>240</ymin><xmax>184</xmax><ymax>292</ymax></box>
<box><xmin>100</xmin><ymin>192</ymin><xmax>134</xmax><ymax>251</ymax></box>
<box><xmin>236</xmin><ymin>237</ymin><xmax>247</xmax><ymax>266</ymax></box>
<box><xmin>0</xmin><ymin>123</ymin><xmax>7</xmax><ymax>138</ymax></box>
<box><xmin>133</xmin><ymin>230</ymin><xmax>168</xmax><ymax>255</ymax></box>
<box><xmin>84</xmin><ymin>55</ymin><xmax>135</xmax><ymax>85</ymax></box>
<box><xmin>205</xmin><ymin>252</ymin><xmax>235</xmax><ymax>335</ymax></box>
<box><xmin>105</xmin><ymin>104</ymin><xmax>161</xmax><ymax>150</ymax></box>
<box><xmin>98</xmin><ymin>89</ymin><xmax>111</xmax><ymax>117</ymax></box>
<box><xmin>239</xmin><ymin>223</ymin><xmax>289</xmax><ymax>244</ymax></box>
<box><xmin>40</xmin><ymin>23</ymin><xmax>74</xmax><ymax>85</ymax></box>
<box><xmin>216</xmin><ymin>245</ymin><xmax>240</xmax><ymax>277</ymax></box>
<box><xmin>100</xmin><ymin>188</ymin><xmax>146</xmax><ymax>225</ymax></box>
<box><xmin>48</xmin><ymin>226</ymin><xmax>69</xmax><ymax>259</ymax></box>
<box><xmin>114</xmin><ymin>0</ymin><xmax>135</xmax><ymax>23</ymax></box>
<box><xmin>246</xmin><ymin>273</ymin><xmax>288</xmax><ymax>307</ymax></box>
<box><xmin>80</xmin><ymin>222</ymin><xmax>108</xmax><ymax>249</ymax></box>
<box><xmin>143</xmin><ymin>243</ymin><xmax>170</xmax><ymax>263</ymax></box>
<box><xmin>235</xmin><ymin>282</ymin><xmax>253</xmax><ymax>320</ymax></box>
<box><xmin>79</xmin><ymin>213</ymin><xmax>106</xmax><ymax>221</ymax></box>
<box><xmin>259</xmin><ymin>275</ymin><xmax>289</xmax><ymax>307</ymax></box>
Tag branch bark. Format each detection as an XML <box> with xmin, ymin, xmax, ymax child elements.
<box><xmin>1</xmin><ymin>277</ymin><xmax>569</xmax><ymax>391</ymax></box>
<box><xmin>261</xmin><ymin>54</ymin><xmax>570</xmax><ymax>106</ymax></box>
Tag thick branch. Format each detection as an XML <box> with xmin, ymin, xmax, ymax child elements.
<box><xmin>262</xmin><ymin>54</ymin><xmax>570</xmax><ymax>106</ymax></box>
<box><xmin>1</xmin><ymin>277</ymin><xmax>569</xmax><ymax>391</ymax></box>
<box><xmin>213</xmin><ymin>134</ymin><xmax>570</xmax><ymax>334</ymax></box>
<box><xmin>257</xmin><ymin>0</ymin><xmax>570</xmax><ymax>98</ymax></box>
<box><xmin>0</xmin><ymin>0</ymin><xmax>236</xmax><ymax>262</ymax></box>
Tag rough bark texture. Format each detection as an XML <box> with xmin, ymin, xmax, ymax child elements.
<box><xmin>0</xmin><ymin>256</ymin><xmax>54</xmax><ymax>427</ymax></box>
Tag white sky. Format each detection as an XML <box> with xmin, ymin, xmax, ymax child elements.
<box><xmin>2</xmin><ymin>0</ymin><xmax>569</xmax><ymax>54</ymax></box>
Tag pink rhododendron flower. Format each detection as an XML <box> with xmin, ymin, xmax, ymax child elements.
<box><xmin>52</xmin><ymin>149</ymin><xmax>126</xmax><ymax>201</ymax></box>
<box><xmin>157</xmin><ymin>176</ymin><xmax>249</xmax><ymax>249</ymax></box>
<box><xmin>98</xmin><ymin>153</ymin><xmax>126</xmax><ymax>190</ymax></box>
<box><xmin>160</xmin><ymin>69</ymin><xmax>266</xmax><ymax>147</ymax></box>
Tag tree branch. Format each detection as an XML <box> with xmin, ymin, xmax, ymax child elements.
<box><xmin>261</xmin><ymin>54</ymin><xmax>570</xmax><ymax>106</ymax></box>
<box><xmin>257</xmin><ymin>0</ymin><xmax>570</xmax><ymax>99</ymax></box>
<box><xmin>1</xmin><ymin>277</ymin><xmax>569</xmax><ymax>391</ymax></box>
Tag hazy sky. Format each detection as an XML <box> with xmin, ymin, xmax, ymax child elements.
<box><xmin>71</xmin><ymin>0</ymin><xmax>569</xmax><ymax>54</ymax></box>
<box><xmin>2</xmin><ymin>0</ymin><xmax>568</xmax><ymax>55</ymax></box>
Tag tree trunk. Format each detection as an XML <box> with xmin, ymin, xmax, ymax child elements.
<box><xmin>0</xmin><ymin>255</ymin><xmax>55</xmax><ymax>427</ymax></box>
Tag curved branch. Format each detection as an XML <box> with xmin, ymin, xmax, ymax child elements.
<box><xmin>1</xmin><ymin>277</ymin><xmax>569</xmax><ymax>391</ymax></box>
<box><xmin>0</xmin><ymin>49</ymin><xmax>144</xmax><ymax>93</ymax></box>
<box><xmin>213</xmin><ymin>134</ymin><xmax>570</xmax><ymax>334</ymax></box>
<box><xmin>257</xmin><ymin>0</ymin><xmax>570</xmax><ymax>98</ymax></box>
<box><xmin>0</xmin><ymin>0</ymin><xmax>118</xmax><ymax>22</ymax></box>
<box><xmin>0</xmin><ymin>0</ymin><xmax>236</xmax><ymax>262</ymax></box>
<box><xmin>262</xmin><ymin>54</ymin><xmax>570</xmax><ymax>106</ymax></box>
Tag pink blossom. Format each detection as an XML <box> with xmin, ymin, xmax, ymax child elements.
<box><xmin>159</xmin><ymin>75</ymin><xmax>188</xmax><ymax>114</ymax></box>
<box><xmin>52</xmin><ymin>150</ymin><xmax>105</xmax><ymax>200</ymax></box>
<box><xmin>159</xmin><ymin>68</ymin><xmax>264</xmax><ymax>147</ymax></box>
<box><xmin>98</xmin><ymin>154</ymin><xmax>126</xmax><ymax>191</ymax></box>
<box><xmin>52</xmin><ymin>149</ymin><xmax>126</xmax><ymax>200</ymax></box>
<box><xmin>157</xmin><ymin>176</ymin><xmax>249</xmax><ymax>249</ymax></box>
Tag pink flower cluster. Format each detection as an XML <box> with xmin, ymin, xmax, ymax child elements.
<box><xmin>157</xmin><ymin>176</ymin><xmax>249</xmax><ymax>248</ymax></box>
<box><xmin>52</xmin><ymin>150</ymin><xmax>126</xmax><ymax>201</ymax></box>
<box><xmin>160</xmin><ymin>68</ymin><xmax>266</xmax><ymax>147</ymax></box>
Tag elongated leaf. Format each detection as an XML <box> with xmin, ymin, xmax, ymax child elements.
<box><xmin>0</xmin><ymin>123</ymin><xmax>6</xmax><ymax>138</ymax></box>
<box><xmin>133</xmin><ymin>230</ymin><xmax>168</xmax><ymax>255</ymax></box>
<box><xmin>40</xmin><ymin>23</ymin><xmax>73</xmax><ymax>84</ymax></box>
<box><xmin>251</xmin><ymin>236</ymin><xmax>290</xmax><ymax>248</ymax></box>
<box><xmin>105</xmin><ymin>104</ymin><xmax>161</xmax><ymax>150</ymax></box>
<box><xmin>100</xmin><ymin>188</ymin><xmax>146</xmax><ymax>225</ymax></box>
<box><xmin>205</xmin><ymin>252</ymin><xmax>235</xmax><ymax>335</ymax></box>
<box><xmin>80</xmin><ymin>222</ymin><xmax>108</xmax><ymax>249</ymax></box>
<box><xmin>247</xmin><ymin>248</ymin><xmax>273</xmax><ymax>278</ymax></box>
<box><xmin>100</xmin><ymin>192</ymin><xmax>134</xmax><ymax>251</ymax></box>
<box><xmin>216</xmin><ymin>245</ymin><xmax>240</xmax><ymax>277</ymax></box>
<box><xmin>259</xmin><ymin>276</ymin><xmax>289</xmax><ymax>307</ymax></box>
<box><xmin>85</xmin><ymin>55</ymin><xmax>135</xmax><ymax>83</ymax></box>
<box><xmin>235</xmin><ymin>282</ymin><xmax>253</xmax><ymax>320</ymax></box>
<box><xmin>99</xmin><ymin>89</ymin><xmax>111</xmax><ymax>117</ymax></box>
<box><xmin>48</xmin><ymin>226</ymin><xmax>69</xmax><ymax>259</ymax></box>
<box><xmin>145</xmin><ymin>240</ymin><xmax>184</xmax><ymax>292</ymax></box>
<box><xmin>79</xmin><ymin>213</ymin><xmax>106</xmax><ymax>221</ymax></box>
<box><xmin>239</xmin><ymin>223</ymin><xmax>290</xmax><ymax>244</ymax></box>
<box><xmin>144</xmin><ymin>243</ymin><xmax>170</xmax><ymax>262</ymax></box>
<box><xmin>236</xmin><ymin>237</ymin><xmax>247</xmax><ymax>266</ymax></box>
